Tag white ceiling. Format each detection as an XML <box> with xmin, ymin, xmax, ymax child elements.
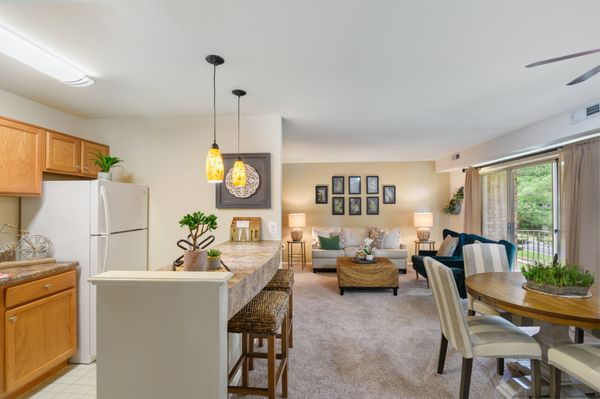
<box><xmin>1</xmin><ymin>1</ymin><xmax>600</xmax><ymax>163</ymax></box>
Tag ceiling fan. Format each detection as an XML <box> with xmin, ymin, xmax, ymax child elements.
<box><xmin>526</xmin><ymin>49</ymin><xmax>600</xmax><ymax>86</ymax></box>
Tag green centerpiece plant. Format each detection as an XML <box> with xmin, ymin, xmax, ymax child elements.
<box><xmin>522</xmin><ymin>261</ymin><xmax>594</xmax><ymax>296</ymax></box>
<box><xmin>179</xmin><ymin>211</ymin><xmax>218</xmax><ymax>271</ymax></box>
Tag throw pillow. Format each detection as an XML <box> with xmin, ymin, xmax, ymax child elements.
<box><xmin>368</xmin><ymin>227</ymin><xmax>386</xmax><ymax>249</ymax></box>
<box><xmin>318</xmin><ymin>235</ymin><xmax>341</xmax><ymax>250</ymax></box>
<box><xmin>342</xmin><ymin>227</ymin><xmax>367</xmax><ymax>247</ymax></box>
<box><xmin>437</xmin><ymin>235</ymin><xmax>459</xmax><ymax>256</ymax></box>
<box><xmin>312</xmin><ymin>227</ymin><xmax>342</xmax><ymax>248</ymax></box>
<box><xmin>382</xmin><ymin>229</ymin><xmax>401</xmax><ymax>249</ymax></box>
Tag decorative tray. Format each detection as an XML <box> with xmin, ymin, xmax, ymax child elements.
<box><xmin>522</xmin><ymin>282</ymin><xmax>591</xmax><ymax>299</ymax></box>
<box><xmin>350</xmin><ymin>257</ymin><xmax>377</xmax><ymax>264</ymax></box>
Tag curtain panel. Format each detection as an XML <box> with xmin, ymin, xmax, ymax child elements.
<box><xmin>463</xmin><ymin>167</ymin><xmax>482</xmax><ymax>235</ymax></box>
<box><xmin>561</xmin><ymin>138</ymin><xmax>600</xmax><ymax>278</ymax></box>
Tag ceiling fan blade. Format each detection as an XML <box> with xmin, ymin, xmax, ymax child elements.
<box><xmin>526</xmin><ymin>49</ymin><xmax>600</xmax><ymax>68</ymax></box>
<box><xmin>567</xmin><ymin>64</ymin><xmax>600</xmax><ymax>85</ymax></box>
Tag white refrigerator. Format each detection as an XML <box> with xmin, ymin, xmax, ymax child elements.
<box><xmin>21</xmin><ymin>180</ymin><xmax>148</xmax><ymax>364</ymax></box>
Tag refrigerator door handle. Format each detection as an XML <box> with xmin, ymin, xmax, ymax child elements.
<box><xmin>101</xmin><ymin>235</ymin><xmax>110</xmax><ymax>273</ymax></box>
<box><xmin>100</xmin><ymin>186</ymin><xmax>111</xmax><ymax>235</ymax></box>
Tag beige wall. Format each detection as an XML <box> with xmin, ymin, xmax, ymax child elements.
<box><xmin>282</xmin><ymin>161</ymin><xmax>451</xmax><ymax>261</ymax></box>
<box><xmin>84</xmin><ymin>115</ymin><xmax>282</xmax><ymax>269</ymax></box>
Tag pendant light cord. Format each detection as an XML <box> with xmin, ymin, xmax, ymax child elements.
<box><xmin>213</xmin><ymin>64</ymin><xmax>216</xmax><ymax>145</ymax></box>
<box><xmin>237</xmin><ymin>95</ymin><xmax>241</xmax><ymax>154</ymax></box>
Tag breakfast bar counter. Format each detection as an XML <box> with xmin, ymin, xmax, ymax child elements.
<box><xmin>90</xmin><ymin>240</ymin><xmax>282</xmax><ymax>399</ymax></box>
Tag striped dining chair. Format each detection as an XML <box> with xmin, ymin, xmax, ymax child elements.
<box><xmin>548</xmin><ymin>344</ymin><xmax>600</xmax><ymax>398</ymax></box>
<box><xmin>424</xmin><ymin>257</ymin><xmax>542</xmax><ymax>399</ymax></box>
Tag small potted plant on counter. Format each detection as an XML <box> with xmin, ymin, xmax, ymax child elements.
<box><xmin>94</xmin><ymin>152</ymin><xmax>124</xmax><ymax>181</ymax></box>
<box><xmin>207</xmin><ymin>248</ymin><xmax>222</xmax><ymax>270</ymax></box>
<box><xmin>522</xmin><ymin>261</ymin><xmax>595</xmax><ymax>297</ymax></box>
<box><xmin>179</xmin><ymin>211</ymin><xmax>218</xmax><ymax>271</ymax></box>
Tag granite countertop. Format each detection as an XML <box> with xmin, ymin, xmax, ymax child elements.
<box><xmin>0</xmin><ymin>261</ymin><xmax>78</xmax><ymax>287</ymax></box>
<box><xmin>215</xmin><ymin>241</ymin><xmax>282</xmax><ymax>318</ymax></box>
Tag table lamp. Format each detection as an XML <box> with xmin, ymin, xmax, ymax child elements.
<box><xmin>288</xmin><ymin>213</ymin><xmax>306</xmax><ymax>241</ymax></box>
<box><xmin>414</xmin><ymin>212</ymin><xmax>433</xmax><ymax>241</ymax></box>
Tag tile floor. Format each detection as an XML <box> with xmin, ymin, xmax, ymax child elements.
<box><xmin>18</xmin><ymin>363</ymin><xmax>96</xmax><ymax>399</ymax></box>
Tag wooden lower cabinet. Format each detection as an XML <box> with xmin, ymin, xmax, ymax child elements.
<box><xmin>1</xmin><ymin>271</ymin><xmax>77</xmax><ymax>398</ymax></box>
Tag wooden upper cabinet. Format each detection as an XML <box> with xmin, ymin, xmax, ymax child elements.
<box><xmin>81</xmin><ymin>140</ymin><xmax>109</xmax><ymax>177</ymax></box>
<box><xmin>0</xmin><ymin>119</ymin><xmax>44</xmax><ymax>196</ymax></box>
<box><xmin>45</xmin><ymin>131</ymin><xmax>81</xmax><ymax>174</ymax></box>
<box><xmin>4</xmin><ymin>288</ymin><xmax>77</xmax><ymax>392</ymax></box>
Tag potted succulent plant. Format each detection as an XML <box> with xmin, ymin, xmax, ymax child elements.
<box><xmin>178</xmin><ymin>211</ymin><xmax>218</xmax><ymax>271</ymax></box>
<box><xmin>521</xmin><ymin>261</ymin><xmax>595</xmax><ymax>297</ymax></box>
<box><xmin>94</xmin><ymin>152</ymin><xmax>124</xmax><ymax>181</ymax></box>
<box><xmin>207</xmin><ymin>248</ymin><xmax>222</xmax><ymax>270</ymax></box>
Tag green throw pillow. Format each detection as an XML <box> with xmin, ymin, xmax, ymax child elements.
<box><xmin>319</xmin><ymin>235</ymin><xmax>340</xmax><ymax>250</ymax></box>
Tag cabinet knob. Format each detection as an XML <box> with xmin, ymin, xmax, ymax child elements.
<box><xmin>84</xmin><ymin>166</ymin><xmax>89</xmax><ymax>170</ymax></box>
<box><xmin>74</xmin><ymin>164</ymin><xmax>80</xmax><ymax>168</ymax></box>
<box><xmin>8</xmin><ymin>316</ymin><xmax>17</xmax><ymax>323</ymax></box>
<box><xmin>43</xmin><ymin>284</ymin><xmax>52</xmax><ymax>289</ymax></box>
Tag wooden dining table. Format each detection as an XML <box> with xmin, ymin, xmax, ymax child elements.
<box><xmin>466</xmin><ymin>272</ymin><xmax>600</xmax><ymax>398</ymax></box>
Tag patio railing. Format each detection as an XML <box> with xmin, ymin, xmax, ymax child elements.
<box><xmin>515</xmin><ymin>229</ymin><xmax>554</xmax><ymax>268</ymax></box>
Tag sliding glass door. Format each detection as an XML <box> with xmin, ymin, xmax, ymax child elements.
<box><xmin>481</xmin><ymin>159</ymin><xmax>559</xmax><ymax>270</ymax></box>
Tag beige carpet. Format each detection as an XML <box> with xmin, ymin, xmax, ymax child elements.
<box><xmin>232</xmin><ymin>267</ymin><xmax>514</xmax><ymax>399</ymax></box>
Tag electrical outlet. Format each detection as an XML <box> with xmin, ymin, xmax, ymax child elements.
<box><xmin>268</xmin><ymin>222</ymin><xmax>277</xmax><ymax>235</ymax></box>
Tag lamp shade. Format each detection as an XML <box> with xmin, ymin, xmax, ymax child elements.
<box><xmin>413</xmin><ymin>212</ymin><xmax>433</xmax><ymax>228</ymax></box>
<box><xmin>205</xmin><ymin>144</ymin><xmax>224</xmax><ymax>183</ymax></box>
<box><xmin>288</xmin><ymin>213</ymin><xmax>306</xmax><ymax>228</ymax></box>
<box><xmin>231</xmin><ymin>158</ymin><xmax>247</xmax><ymax>187</ymax></box>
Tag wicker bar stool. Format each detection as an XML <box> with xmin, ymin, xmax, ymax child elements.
<box><xmin>228</xmin><ymin>290</ymin><xmax>289</xmax><ymax>399</ymax></box>
<box><xmin>258</xmin><ymin>269</ymin><xmax>294</xmax><ymax>346</ymax></box>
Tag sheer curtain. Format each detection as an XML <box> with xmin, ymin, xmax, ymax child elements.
<box><xmin>561</xmin><ymin>138</ymin><xmax>600</xmax><ymax>279</ymax></box>
<box><xmin>463</xmin><ymin>167</ymin><xmax>482</xmax><ymax>235</ymax></box>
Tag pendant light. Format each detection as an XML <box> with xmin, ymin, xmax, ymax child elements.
<box><xmin>231</xmin><ymin>89</ymin><xmax>247</xmax><ymax>187</ymax></box>
<box><xmin>205</xmin><ymin>54</ymin><xmax>225</xmax><ymax>183</ymax></box>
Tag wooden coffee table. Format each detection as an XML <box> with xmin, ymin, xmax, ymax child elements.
<box><xmin>336</xmin><ymin>256</ymin><xmax>399</xmax><ymax>296</ymax></box>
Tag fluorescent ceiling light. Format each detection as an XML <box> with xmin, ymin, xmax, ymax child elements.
<box><xmin>0</xmin><ymin>24</ymin><xmax>94</xmax><ymax>87</ymax></box>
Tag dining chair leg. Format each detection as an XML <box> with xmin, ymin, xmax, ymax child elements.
<box><xmin>549</xmin><ymin>365</ymin><xmax>561</xmax><ymax>399</ymax></box>
<box><xmin>437</xmin><ymin>334</ymin><xmax>448</xmax><ymax>374</ymax></box>
<box><xmin>575</xmin><ymin>327</ymin><xmax>584</xmax><ymax>343</ymax></box>
<box><xmin>531</xmin><ymin>359</ymin><xmax>541</xmax><ymax>399</ymax></box>
<box><xmin>496</xmin><ymin>358</ymin><xmax>504</xmax><ymax>375</ymax></box>
<box><xmin>459</xmin><ymin>357</ymin><xmax>473</xmax><ymax>399</ymax></box>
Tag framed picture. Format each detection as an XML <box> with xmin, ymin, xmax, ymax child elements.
<box><xmin>216</xmin><ymin>153</ymin><xmax>271</xmax><ymax>208</ymax></box>
<box><xmin>332</xmin><ymin>176</ymin><xmax>344</xmax><ymax>194</ymax></box>
<box><xmin>349</xmin><ymin>197</ymin><xmax>361</xmax><ymax>215</ymax></box>
<box><xmin>332</xmin><ymin>197</ymin><xmax>345</xmax><ymax>215</ymax></box>
<box><xmin>383</xmin><ymin>185</ymin><xmax>396</xmax><ymax>204</ymax></box>
<box><xmin>348</xmin><ymin>176</ymin><xmax>361</xmax><ymax>194</ymax></box>
<box><xmin>315</xmin><ymin>185</ymin><xmax>328</xmax><ymax>204</ymax></box>
<box><xmin>367</xmin><ymin>197</ymin><xmax>379</xmax><ymax>215</ymax></box>
<box><xmin>366</xmin><ymin>176</ymin><xmax>379</xmax><ymax>194</ymax></box>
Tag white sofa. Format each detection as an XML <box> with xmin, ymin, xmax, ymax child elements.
<box><xmin>311</xmin><ymin>226</ymin><xmax>408</xmax><ymax>272</ymax></box>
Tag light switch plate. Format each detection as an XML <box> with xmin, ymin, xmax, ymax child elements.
<box><xmin>268</xmin><ymin>222</ymin><xmax>277</xmax><ymax>234</ymax></box>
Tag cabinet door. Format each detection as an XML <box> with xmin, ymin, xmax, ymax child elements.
<box><xmin>5</xmin><ymin>289</ymin><xmax>77</xmax><ymax>392</ymax></box>
<box><xmin>0</xmin><ymin>118</ymin><xmax>44</xmax><ymax>196</ymax></box>
<box><xmin>81</xmin><ymin>140</ymin><xmax>110</xmax><ymax>177</ymax></box>
<box><xmin>45</xmin><ymin>131</ymin><xmax>81</xmax><ymax>174</ymax></box>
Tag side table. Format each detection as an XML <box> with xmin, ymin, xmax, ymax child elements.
<box><xmin>414</xmin><ymin>240</ymin><xmax>436</xmax><ymax>280</ymax></box>
<box><xmin>287</xmin><ymin>240</ymin><xmax>306</xmax><ymax>270</ymax></box>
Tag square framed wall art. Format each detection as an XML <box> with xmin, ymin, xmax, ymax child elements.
<box><xmin>332</xmin><ymin>197</ymin><xmax>345</xmax><ymax>215</ymax></box>
<box><xmin>315</xmin><ymin>185</ymin><xmax>328</xmax><ymax>204</ymax></box>
<box><xmin>366</xmin><ymin>176</ymin><xmax>379</xmax><ymax>194</ymax></box>
<box><xmin>349</xmin><ymin>197</ymin><xmax>361</xmax><ymax>215</ymax></box>
<box><xmin>216</xmin><ymin>153</ymin><xmax>271</xmax><ymax>208</ymax></box>
<box><xmin>348</xmin><ymin>176</ymin><xmax>361</xmax><ymax>194</ymax></box>
<box><xmin>367</xmin><ymin>196</ymin><xmax>379</xmax><ymax>215</ymax></box>
<box><xmin>332</xmin><ymin>176</ymin><xmax>344</xmax><ymax>194</ymax></box>
<box><xmin>383</xmin><ymin>185</ymin><xmax>396</xmax><ymax>204</ymax></box>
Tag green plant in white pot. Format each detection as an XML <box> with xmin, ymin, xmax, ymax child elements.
<box><xmin>207</xmin><ymin>248</ymin><xmax>222</xmax><ymax>270</ymax></box>
<box><xmin>94</xmin><ymin>152</ymin><xmax>123</xmax><ymax>181</ymax></box>
<box><xmin>179</xmin><ymin>212</ymin><xmax>218</xmax><ymax>271</ymax></box>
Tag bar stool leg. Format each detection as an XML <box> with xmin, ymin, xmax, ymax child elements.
<box><xmin>268</xmin><ymin>335</ymin><xmax>276</xmax><ymax>399</ymax></box>
<box><xmin>242</xmin><ymin>333</ymin><xmax>249</xmax><ymax>388</ymax></box>
<box><xmin>249</xmin><ymin>334</ymin><xmax>255</xmax><ymax>370</ymax></box>
<box><xmin>288</xmin><ymin>291</ymin><xmax>294</xmax><ymax>348</ymax></box>
<box><xmin>281</xmin><ymin>312</ymin><xmax>289</xmax><ymax>398</ymax></box>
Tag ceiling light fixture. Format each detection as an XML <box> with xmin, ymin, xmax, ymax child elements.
<box><xmin>0</xmin><ymin>24</ymin><xmax>94</xmax><ymax>87</ymax></box>
<box><xmin>231</xmin><ymin>89</ymin><xmax>247</xmax><ymax>187</ymax></box>
<box><xmin>205</xmin><ymin>54</ymin><xmax>225</xmax><ymax>183</ymax></box>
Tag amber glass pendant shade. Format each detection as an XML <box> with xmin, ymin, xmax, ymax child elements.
<box><xmin>232</xmin><ymin>157</ymin><xmax>247</xmax><ymax>187</ymax></box>
<box><xmin>206</xmin><ymin>143</ymin><xmax>224</xmax><ymax>183</ymax></box>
